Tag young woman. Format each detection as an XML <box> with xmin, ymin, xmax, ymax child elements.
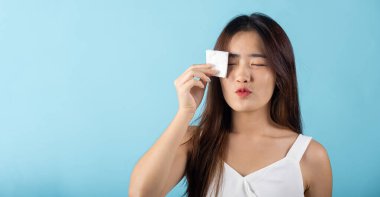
<box><xmin>129</xmin><ymin>12</ymin><xmax>332</xmax><ymax>197</ymax></box>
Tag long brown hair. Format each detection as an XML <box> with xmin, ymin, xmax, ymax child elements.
<box><xmin>182</xmin><ymin>12</ymin><xmax>303</xmax><ymax>197</ymax></box>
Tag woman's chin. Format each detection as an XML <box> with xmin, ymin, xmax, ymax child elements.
<box><xmin>230</xmin><ymin>105</ymin><xmax>259</xmax><ymax>112</ymax></box>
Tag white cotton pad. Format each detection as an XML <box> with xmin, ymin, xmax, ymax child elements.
<box><xmin>206</xmin><ymin>49</ymin><xmax>228</xmax><ymax>78</ymax></box>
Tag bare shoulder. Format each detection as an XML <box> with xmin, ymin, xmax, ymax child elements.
<box><xmin>303</xmin><ymin>139</ymin><xmax>330</xmax><ymax>163</ymax></box>
<box><xmin>158</xmin><ymin>125</ymin><xmax>199</xmax><ymax>196</ymax></box>
<box><xmin>301</xmin><ymin>138</ymin><xmax>333</xmax><ymax>196</ymax></box>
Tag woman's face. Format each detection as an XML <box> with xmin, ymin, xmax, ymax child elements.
<box><xmin>220</xmin><ymin>31</ymin><xmax>276</xmax><ymax>112</ymax></box>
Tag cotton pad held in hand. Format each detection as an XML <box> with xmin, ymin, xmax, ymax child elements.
<box><xmin>206</xmin><ymin>49</ymin><xmax>228</xmax><ymax>78</ymax></box>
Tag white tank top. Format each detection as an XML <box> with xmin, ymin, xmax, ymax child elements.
<box><xmin>206</xmin><ymin>134</ymin><xmax>312</xmax><ymax>197</ymax></box>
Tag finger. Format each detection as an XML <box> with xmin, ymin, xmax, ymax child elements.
<box><xmin>180</xmin><ymin>66</ymin><xmax>219</xmax><ymax>83</ymax></box>
<box><xmin>199</xmin><ymin>78</ymin><xmax>208</xmax><ymax>88</ymax></box>
<box><xmin>181</xmin><ymin>77</ymin><xmax>205</xmax><ymax>92</ymax></box>
<box><xmin>177</xmin><ymin>70</ymin><xmax>212</xmax><ymax>86</ymax></box>
<box><xmin>185</xmin><ymin>64</ymin><xmax>217</xmax><ymax>74</ymax></box>
<box><xmin>188</xmin><ymin>64</ymin><xmax>215</xmax><ymax>69</ymax></box>
<box><xmin>191</xmin><ymin>67</ymin><xmax>219</xmax><ymax>76</ymax></box>
<box><xmin>174</xmin><ymin>64</ymin><xmax>217</xmax><ymax>87</ymax></box>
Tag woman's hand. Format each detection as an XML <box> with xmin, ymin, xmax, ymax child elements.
<box><xmin>174</xmin><ymin>64</ymin><xmax>219</xmax><ymax>114</ymax></box>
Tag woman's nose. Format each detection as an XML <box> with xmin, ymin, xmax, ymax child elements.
<box><xmin>234</xmin><ymin>62</ymin><xmax>251</xmax><ymax>83</ymax></box>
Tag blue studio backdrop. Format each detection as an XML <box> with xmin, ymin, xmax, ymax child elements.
<box><xmin>0</xmin><ymin>0</ymin><xmax>379</xmax><ymax>196</ymax></box>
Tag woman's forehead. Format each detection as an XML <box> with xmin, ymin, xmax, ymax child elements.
<box><xmin>227</xmin><ymin>32</ymin><xmax>266</xmax><ymax>57</ymax></box>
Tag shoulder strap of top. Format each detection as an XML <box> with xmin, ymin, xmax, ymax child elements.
<box><xmin>286</xmin><ymin>134</ymin><xmax>312</xmax><ymax>162</ymax></box>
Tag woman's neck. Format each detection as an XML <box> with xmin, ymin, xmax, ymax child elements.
<box><xmin>231</xmin><ymin>105</ymin><xmax>279</xmax><ymax>137</ymax></box>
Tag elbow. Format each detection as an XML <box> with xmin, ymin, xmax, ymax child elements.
<box><xmin>129</xmin><ymin>178</ymin><xmax>143</xmax><ymax>197</ymax></box>
<box><xmin>129</xmin><ymin>184</ymin><xmax>163</xmax><ymax>197</ymax></box>
<box><xmin>129</xmin><ymin>181</ymin><xmax>146</xmax><ymax>197</ymax></box>
<box><xmin>129</xmin><ymin>170</ymin><xmax>164</xmax><ymax>197</ymax></box>
<box><xmin>128</xmin><ymin>188</ymin><xmax>139</xmax><ymax>197</ymax></box>
<box><xmin>128</xmin><ymin>186</ymin><xmax>147</xmax><ymax>197</ymax></box>
<box><xmin>129</xmin><ymin>188</ymin><xmax>147</xmax><ymax>197</ymax></box>
<box><xmin>129</xmin><ymin>189</ymin><xmax>163</xmax><ymax>197</ymax></box>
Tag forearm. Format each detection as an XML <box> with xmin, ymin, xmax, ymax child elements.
<box><xmin>129</xmin><ymin>110</ymin><xmax>194</xmax><ymax>196</ymax></box>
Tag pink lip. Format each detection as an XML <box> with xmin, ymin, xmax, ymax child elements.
<box><xmin>235</xmin><ymin>88</ymin><xmax>252</xmax><ymax>93</ymax></box>
<box><xmin>235</xmin><ymin>88</ymin><xmax>252</xmax><ymax>97</ymax></box>
<box><xmin>236</xmin><ymin>91</ymin><xmax>251</xmax><ymax>97</ymax></box>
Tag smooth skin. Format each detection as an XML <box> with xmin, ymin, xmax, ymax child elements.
<box><xmin>129</xmin><ymin>31</ymin><xmax>332</xmax><ymax>197</ymax></box>
<box><xmin>221</xmin><ymin>31</ymin><xmax>332</xmax><ymax>196</ymax></box>
<box><xmin>129</xmin><ymin>64</ymin><xmax>218</xmax><ymax>197</ymax></box>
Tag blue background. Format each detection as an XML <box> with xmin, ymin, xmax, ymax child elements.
<box><xmin>0</xmin><ymin>0</ymin><xmax>379</xmax><ymax>196</ymax></box>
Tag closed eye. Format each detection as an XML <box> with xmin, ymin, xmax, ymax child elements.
<box><xmin>228</xmin><ymin>64</ymin><xmax>265</xmax><ymax>66</ymax></box>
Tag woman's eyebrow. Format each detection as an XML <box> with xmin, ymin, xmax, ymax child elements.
<box><xmin>229</xmin><ymin>53</ymin><xmax>266</xmax><ymax>58</ymax></box>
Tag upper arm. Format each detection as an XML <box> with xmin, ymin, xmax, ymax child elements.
<box><xmin>302</xmin><ymin>139</ymin><xmax>333</xmax><ymax>197</ymax></box>
<box><xmin>159</xmin><ymin>126</ymin><xmax>196</xmax><ymax>196</ymax></box>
